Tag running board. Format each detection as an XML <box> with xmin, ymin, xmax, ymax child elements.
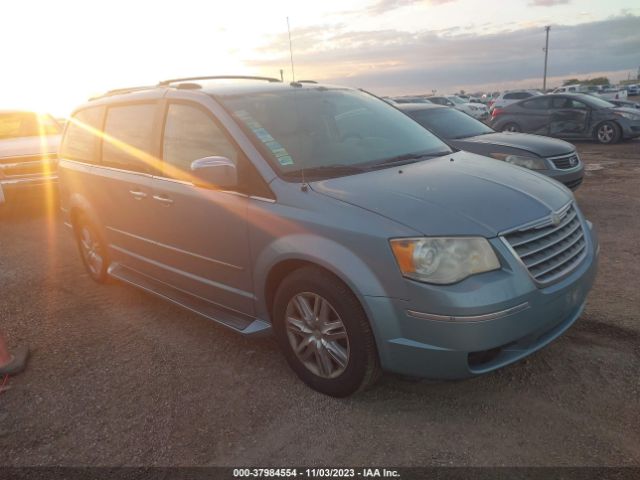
<box><xmin>107</xmin><ymin>263</ymin><xmax>271</xmax><ymax>336</ymax></box>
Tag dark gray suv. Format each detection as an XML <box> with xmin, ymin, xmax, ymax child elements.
<box><xmin>59</xmin><ymin>76</ymin><xmax>598</xmax><ymax>396</ymax></box>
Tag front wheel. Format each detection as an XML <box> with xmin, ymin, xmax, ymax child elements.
<box><xmin>272</xmin><ymin>266</ymin><xmax>380</xmax><ymax>397</ymax></box>
<box><xmin>595</xmin><ymin>121</ymin><xmax>621</xmax><ymax>144</ymax></box>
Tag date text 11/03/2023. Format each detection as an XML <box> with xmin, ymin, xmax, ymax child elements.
<box><xmin>232</xmin><ymin>468</ymin><xmax>401</xmax><ymax>478</ymax></box>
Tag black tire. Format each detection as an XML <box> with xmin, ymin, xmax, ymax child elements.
<box><xmin>272</xmin><ymin>266</ymin><xmax>381</xmax><ymax>397</ymax></box>
<box><xmin>75</xmin><ymin>214</ymin><xmax>109</xmax><ymax>283</ymax></box>
<box><xmin>594</xmin><ymin>121</ymin><xmax>621</xmax><ymax>144</ymax></box>
<box><xmin>501</xmin><ymin>122</ymin><xmax>521</xmax><ymax>133</ymax></box>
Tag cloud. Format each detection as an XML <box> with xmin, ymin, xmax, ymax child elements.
<box><xmin>249</xmin><ymin>14</ymin><xmax>640</xmax><ymax>94</ymax></box>
<box><xmin>367</xmin><ymin>0</ymin><xmax>456</xmax><ymax>15</ymax></box>
<box><xmin>529</xmin><ymin>0</ymin><xmax>571</xmax><ymax>6</ymax></box>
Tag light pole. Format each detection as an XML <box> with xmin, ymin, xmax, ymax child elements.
<box><xmin>543</xmin><ymin>26</ymin><xmax>551</xmax><ymax>91</ymax></box>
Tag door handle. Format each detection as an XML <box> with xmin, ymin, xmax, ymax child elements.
<box><xmin>129</xmin><ymin>190</ymin><xmax>147</xmax><ymax>200</ymax></box>
<box><xmin>152</xmin><ymin>194</ymin><xmax>174</xmax><ymax>206</ymax></box>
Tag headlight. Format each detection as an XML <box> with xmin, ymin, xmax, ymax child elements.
<box><xmin>490</xmin><ymin>153</ymin><xmax>547</xmax><ymax>170</ymax></box>
<box><xmin>614</xmin><ymin>111</ymin><xmax>640</xmax><ymax>120</ymax></box>
<box><xmin>390</xmin><ymin>237</ymin><xmax>500</xmax><ymax>284</ymax></box>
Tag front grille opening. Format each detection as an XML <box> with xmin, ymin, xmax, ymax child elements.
<box><xmin>468</xmin><ymin>347</ymin><xmax>502</xmax><ymax>367</ymax></box>
<box><xmin>551</xmin><ymin>154</ymin><xmax>579</xmax><ymax>170</ymax></box>
<box><xmin>504</xmin><ymin>204</ymin><xmax>587</xmax><ymax>285</ymax></box>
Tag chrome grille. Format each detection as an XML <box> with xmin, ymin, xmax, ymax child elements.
<box><xmin>503</xmin><ymin>204</ymin><xmax>587</xmax><ymax>284</ymax></box>
<box><xmin>549</xmin><ymin>153</ymin><xmax>580</xmax><ymax>170</ymax></box>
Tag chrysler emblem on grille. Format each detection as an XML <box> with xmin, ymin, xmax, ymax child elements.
<box><xmin>569</xmin><ymin>156</ymin><xmax>578</xmax><ymax>167</ymax></box>
<box><xmin>550</xmin><ymin>212</ymin><xmax>564</xmax><ymax>226</ymax></box>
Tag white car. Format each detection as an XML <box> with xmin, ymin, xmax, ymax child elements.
<box><xmin>491</xmin><ymin>90</ymin><xmax>542</xmax><ymax>111</ymax></box>
<box><xmin>427</xmin><ymin>95</ymin><xmax>489</xmax><ymax>120</ymax></box>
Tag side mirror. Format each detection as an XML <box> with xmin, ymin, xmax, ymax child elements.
<box><xmin>190</xmin><ymin>156</ymin><xmax>238</xmax><ymax>189</ymax></box>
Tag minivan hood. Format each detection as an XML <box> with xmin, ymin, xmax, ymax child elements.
<box><xmin>311</xmin><ymin>151</ymin><xmax>572</xmax><ymax>237</ymax></box>
<box><xmin>460</xmin><ymin>132</ymin><xmax>575</xmax><ymax>157</ymax></box>
<box><xmin>0</xmin><ymin>135</ymin><xmax>60</xmax><ymax>159</ymax></box>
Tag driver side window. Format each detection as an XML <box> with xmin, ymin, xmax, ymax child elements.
<box><xmin>162</xmin><ymin>103</ymin><xmax>239</xmax><ymax>179</ymax></box>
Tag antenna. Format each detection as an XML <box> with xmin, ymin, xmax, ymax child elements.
<box><xmin>285</xmin><ymin>16</ymin><xmax>306</xmax><ymax>190</ymax></box>
<box><xmin>287</xmin><ymin>17</ymin><xmax>296</xmax><ymax>83</ymax></box>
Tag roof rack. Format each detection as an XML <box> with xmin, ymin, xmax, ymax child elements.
<box><xmin>298</xmin><ymin>80</ymin><xmax>318</xmax><ymax>84</ymax></box>
<box><xmin>157</xmin><ymin>75</ymin><xmax>282</xmax><ymax>86</ymax></box>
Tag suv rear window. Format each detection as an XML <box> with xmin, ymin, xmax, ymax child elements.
<box><xmin>0</xmin><ymin>112</ymin><xmax>60</xmax><ymax>140</ymax></box>
<box><xmin>102</xmin><ymin>104</ymin><xmax>157</xmax><ymax>172</ymax></box>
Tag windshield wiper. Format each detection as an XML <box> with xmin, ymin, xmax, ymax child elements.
<box><xmin>367</xmin><ymin>151</ymin><xmax>452</xmax><ymax>169</ymax></box>
<box><xmin>283</xmin><ymin>164</ymin><xmax>369</xmax><ymax>180</ymax></box>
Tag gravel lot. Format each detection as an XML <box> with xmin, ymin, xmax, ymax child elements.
<box><xmin>1</xmin><ymin>139</ymin><xmax>639</xmax><ymax>467</ymax></box>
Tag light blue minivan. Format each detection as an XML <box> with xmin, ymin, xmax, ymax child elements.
<box><xmin>59</xmin><ymin>77</ymin><xmax>598</xmax><ymax>396</ymax></box>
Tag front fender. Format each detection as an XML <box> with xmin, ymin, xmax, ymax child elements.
<box><xmin>253</xmin><ymin>233</ymin><xmax>388</xmax><ymax>316</ymax></box>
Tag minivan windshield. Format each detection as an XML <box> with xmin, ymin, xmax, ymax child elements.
<box><xmin>407</xmin><ymin>107</ymin><xmax>494</xmax><ymax>139</ymax></box>
<box><xmin>219</xmin><ymin>88</ymin><xmax>453</xmax><ymax>180</ymax></box>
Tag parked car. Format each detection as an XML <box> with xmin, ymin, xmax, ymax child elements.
<box><xmin>490</xmin><ymin>90</ymin><xmax>542</xmax><ymax>112</ymax></box>
<box><xmin>553</xmin><ymin>85</ymin><xmax>627</xmax><ymax>101</ymax></box>
<box><xmin>390</xmin><ymin>96</ymin><xmax>432</xmax><ymax>104</ymax></box>
<box><xmin>400</xmin><ymin>103</ymin><xmax>584</xmax><ymax>190</ymax></box>
<box><xmin>427</xmin><ymin>95</ymin><xmax>489</xmax><ymax>120</ymax></box>
<box><xmin>0</xmin><ymin>110</ymin><xmax>61</xmax><ymax>206</ymax></box>
<box><xmin>457</xmin><ymin>94</ymin><xmax>481</xmax><ymax>104</ymax></box>
<box><xmin>59</xmin><ymin>76</ymin><xmax>598</xmax><ymax>396</ymax></box>
<box><xmin>625</xmin><ymin>84</ymin><xmax>639</xmax><ymax>96</ymax></box>
<box><xmin>490</xmin><ymin>93</ymin><xmax>640</xmax><ymax>144</ymax></box>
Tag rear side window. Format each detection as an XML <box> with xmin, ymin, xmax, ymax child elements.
<box><xmin>102</xmin><ymin>104</ymin><xmax>157</xmax><ymax>172</ymax></box>
<box><xmin>60</xmin><ymin>107</ymin><xmax>104</xmax><ymax>163</ymax></box>
<box><xmin>522</xmin><ymin>98</ymin><xmax>550</xmax><ymax>109</ymax></box>
<box><xmin>162</xmin><ymin>103</ymin><xmax>238</xmax><ymax>178</ymax></box>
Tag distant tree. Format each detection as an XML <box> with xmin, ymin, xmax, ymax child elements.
<box><xmin>584</xmin><ymin>77</ymin><xmax>610</xmax><ymax>86</ymax></box>
<box><xmin>459</xmin><ymin>89</ymin><xmax>465</xmax><ymax>95</ymax></box>
<box><xmin>563</xmin><ymin>78</ymin><xmax>580</xmax><ymax>86</ymax></box>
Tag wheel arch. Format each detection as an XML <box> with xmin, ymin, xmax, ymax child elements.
<box><xmin>255</xmin><ymin>234</ymin><xmax>389</xmax><ymax>322</ymax></box>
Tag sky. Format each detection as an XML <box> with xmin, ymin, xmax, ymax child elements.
<box><xmin>2</xmin><ymin>0</ymin><xmax>639</xmax><ymax>116</ymax></box>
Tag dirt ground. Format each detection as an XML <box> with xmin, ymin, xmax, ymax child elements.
<box><xmin>1</xmin><ymin>139</ymin><xmax>639</xmax><ymax>467</ymax></box>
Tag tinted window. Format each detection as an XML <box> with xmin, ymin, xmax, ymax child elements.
<box><xmin>60</xmin><ymin>107</ymin><xmax>104</xmax><ymax>162</ymax></box>
<box><xmin>551</xmin><ymin>97</ymin><xmax>588</xmax><ymax>109</ymax></box>
<box><xmin>162</xmin><ymin>104</ymin><xmax>238</xmax><ymax>179</ymax></box>
<box><xmin>102</xmin><ymin>104</ymin><xmax>157</xmax><ymax>172</ymax></box>
<box><xmin>221</xmin><ymin>88</ymin><xmax>452</xmax><ymax>179</ymax></box>
<box><xmin>408</xmin><ymin>108</ymin><xmax>493</xmax><ymax>139</ymax></box>
<box><xmin>0</xmin><ymin>112</ymin><xmax>60</xmax><ymax>140</ymax></box>
<box><xmin>506</xmin><ymin>92</ymin><xmax>533</xmax><ymax>100</ymax></box>
<box><xmin>522</xmin><ymin>98</ymin><xmax>550</xmax><ymax>109</ymax></box>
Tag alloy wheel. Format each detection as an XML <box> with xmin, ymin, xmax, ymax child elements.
<box><xmin>598</xmin><ymin>124</ymin><xmax>614</xmax><ymax>143</ymax></box>
<box><xmin>80</xmin><ymin>226</ymin><xmax>104</xmax><ymax>276</ymax></box>
<box><xmin>285</xmin><ymin>292</ymin><xmax>350</xmax><ymax>379</ymax></box>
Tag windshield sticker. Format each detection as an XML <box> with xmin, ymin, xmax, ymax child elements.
<box><xmin>234</xmin><ymin>110</ymin><xmax>294</xmax><ymax>166</ymax></box>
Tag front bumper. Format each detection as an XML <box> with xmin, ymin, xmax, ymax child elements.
<box><xmin>544</xmin><ymin>164</ymin><xmax>584</xmax><ymax>190</ymax></box>
<box><xmin>618</xmin><ymin>118</ymin><xmax>640</xmax><ymax>139</ymax></box>
<box><xmin>360</xmin><ymin>216</ymin><xmax>599</xmax><ymax>379</ymax></box>
<box><xmin>0</xmin><ymin>175</ymin><xmax>58</xmax><ymax>204</ymax></box>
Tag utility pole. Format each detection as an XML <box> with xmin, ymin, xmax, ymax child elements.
<box><xmin>542</xmin><ymin>26</ymin><xmax>551</xmax><ymax>91</ymax></box>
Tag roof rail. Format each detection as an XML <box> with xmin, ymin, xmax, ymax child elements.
<box><xmin>298</xmin><ymin>80</ymin><xmax>318</xmax><ymax>84</ymax></box>
<box><xmin>89</xmin><ymin>85</ymin><xmax>159</xmax><ymax>100</ymax></box>
<box><xmin>158</xmin><ymin>75</ymin><xmax>282</xmax><ymax>86</ymax></box>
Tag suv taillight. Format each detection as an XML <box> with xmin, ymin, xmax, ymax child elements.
<box><xmin>491</xmin><ymin>108</ymin><xmax>505</xmax><ymax>118</ymax></box>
